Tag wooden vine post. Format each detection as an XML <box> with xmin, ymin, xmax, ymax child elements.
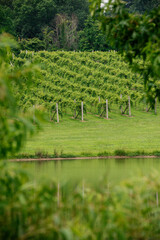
<box><xmin>128</xmin><ymin>96</ymin><xmax>131</xmax><ymax>117</ymax></box>
<box><xmin>74</xmin><ymin>99</ymin><xmax>76</xmax><ymax>119</ymax></box>
<box><xmin>106</xmin><ymin>99</ymin><xmax>108</xmax><ymax>119</ymax></box>
<box><xmin>155</xmin><ymin>97</ymin><xmax>157</xmax><ymax>114</ymax></box>
<box><xmin>56</xmin><ymin>103</ymin><xmax>59</xmax><ymax>123</ymax></box>
<box><xmin>33</xmin><ymin>105</ymin><xmax>35</xmax><ymax>124</ymax></box>
<box><xmin>120</xmin><ymin>94</ymin><xmax>123</xmax><ymax>114</ymax></box>
<box><xmin>81</xmin><ymin>101</ymin><xmax>83</xmax><ymax>121</ymax></box>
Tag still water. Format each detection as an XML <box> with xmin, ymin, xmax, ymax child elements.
<box><xmin>19</xmin><ymin>158</ymin><xmax>160</xmax><ymax>187</ymax></box>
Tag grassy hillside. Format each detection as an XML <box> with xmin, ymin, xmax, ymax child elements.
<box><xmin>14</xmin><ymin>50</ymin><xmax>146</xmax><ymax>117</ymax></box>
<box><xmin>13</xmin><ymin>51</ymin><xmax>160</xmax><ymax>158</ymax></box>
<box><xmin>17</xmin><ymin>109</ymin><xmax>160</xmax><ymax>158</ymax></box>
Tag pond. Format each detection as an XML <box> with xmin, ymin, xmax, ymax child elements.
<box><xmin>18</xmin><ymin>158</ymin><xmax>160</xmax><ymax>188</ymax></box>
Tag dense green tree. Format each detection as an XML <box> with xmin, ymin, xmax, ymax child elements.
<box><xmin>19</xmin><ymin>38</ymin><xmax>45</xmax><ymax>51</ymax></box>
<box><xmin>125</xmin><ymin>0</ymin><xmax>160</xmax><ymax>13</ymax></box>
<box><xmin>0</xmin><ymin>0</ymin><xmax>91</xmax><ymax>50</ymax></box>
<box><xmin>78</xmin><ymin>17</ymin><xmax>110</xmax><ymax>51</ymax></box>
<box><xmin>0</xmin><ymin>0</ymin><xmax>119</xmax><ymax>51</ymax></box>
<box><xmin>13</xmin><ymin>0</ymin><xmax>56</xmax><ymax>38</ymax></box>
<box><xmin>0</xmin><ymin>5</ymin><xmax>15</xmax><ymax>34</ymax></box>
<box><xmin>0</xmin><ymin>0</ymin><xmax>14</xmax><ymax>8</ymax></box>
<box><xmin>11</xmin><ymin>0</ymin><xmax>89</xmax><ymax>39</ymax></box>
<box><xmin>90</xmin><ymin>0</ymin><xmax>160</xmax><ymax>104</ymax></box>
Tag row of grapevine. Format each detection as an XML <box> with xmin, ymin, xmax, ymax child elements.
<box><xmin>13</xmin><ymin>50</ymin><xmax>156</xmax><ymax>120</ymax></box>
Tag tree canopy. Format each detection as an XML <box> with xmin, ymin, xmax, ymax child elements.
<box><xmin>13</xmin><ymin>0</ymin><xmax>56</xmax><ymax>38</ymax></box>
<box><xmin>90</xmin><ymin>0</ymin><xmax>160</xmax><ymax>103</ymax></box>
<box><xmin>0</xmin><ymin>0</ymin><xmax>159</xmax><ymax>51</ymax></box>
<box><xmin>125</xmin><ymin>0</ymin><xmax>160</xmax><ymax>13</ymax></box>
<box><xmin>0</xmin><ymin>0</ymin><xmax>92</xmax><ymax>51</ymax></box>
<box><xmin>78</xmin><ymin>17</ymin><xmax>110</xmax><ymax>51</ymax></box>
<box><xmin>0</xmin><ymin>0</ymin><xmax>89</xmax><ymax>38</ymax></box>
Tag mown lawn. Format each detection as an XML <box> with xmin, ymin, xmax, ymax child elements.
<box><xmin>20</xmin><ymin>108</ymin><xmax>160</xmax><ymax>157</ymax></box>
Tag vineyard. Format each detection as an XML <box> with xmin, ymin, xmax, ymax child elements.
<box><xmin>14</xmin><ymin>50</ymin><xmax>150</xmax><ymax>121</ymax></box>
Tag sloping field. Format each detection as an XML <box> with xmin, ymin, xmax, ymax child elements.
<box><xmin>14</xmin><ymin>50</ymin><xmax>145</xmax><ymax>117</ymax></box>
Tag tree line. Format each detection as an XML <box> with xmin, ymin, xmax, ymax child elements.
<box><xmin>0</xmin><ymin>0</ymin><xmax>109</xmax><ymax>51</ymax></box>
<box><xmin>0</xmin><ymin>0</ymin><xmax>159</xmax><ymax>52</ymax></box>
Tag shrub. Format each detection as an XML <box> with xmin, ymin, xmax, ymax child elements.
<box><xmin>114</xmin><ymin>149</ymin><xmax>127</xmax><ymax>156</ymax></box>
<box><xmin>19</xmin><ymin>38</ymin><xmax>45</xmax><ymax>51</ymax></box>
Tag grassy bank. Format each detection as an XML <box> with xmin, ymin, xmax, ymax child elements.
<box><xmin>16</xmin><ymin>108</ymin><xmax>160</xmax><ymax>158</ymax></box>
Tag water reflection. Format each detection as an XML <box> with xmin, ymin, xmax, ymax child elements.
<box><xmin>115</xmin><ymin>158</ymin><xmax>126</xmax><ymax>164</ymax></box>
<box><xmin>19</xmin><ymin>158</ymin><xmax>160</xmax><ymax>186</ymax></box>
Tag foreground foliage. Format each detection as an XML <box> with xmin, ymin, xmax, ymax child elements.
<box><xmin>0</xmin><ymin>33</ymin><xmax>44</xmax><ymax>159</ymax></box>
<box><xmin>90</xmin><ymin>0</ymin><xmax>160</xmax><ymax>104</ymax></box>
<box><xmin>1</xmin><ymin>162</ymin><xmax>160</xmax><ymax>240</ymax></box>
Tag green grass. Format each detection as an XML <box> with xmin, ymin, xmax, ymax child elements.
<box><xmin>18</xmin><ymin>108</ymin><xmax>160</xmax><ymax>158</ymax></box>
